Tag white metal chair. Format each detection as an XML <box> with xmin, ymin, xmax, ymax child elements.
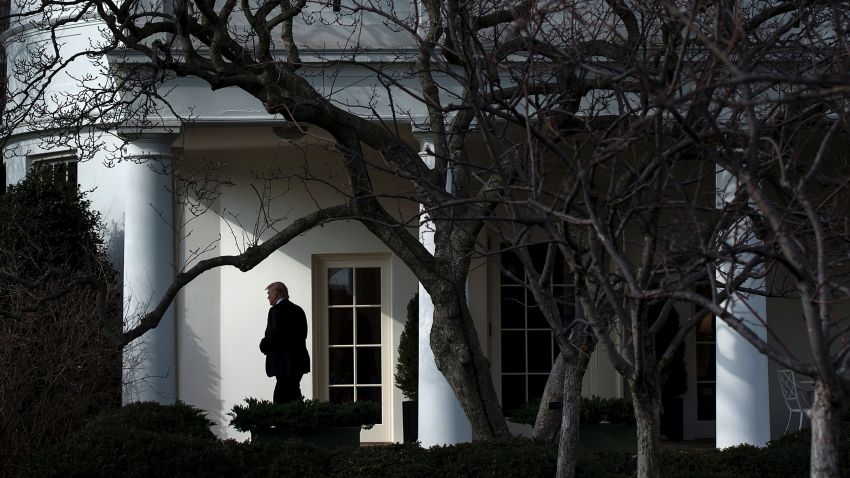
<box><xmin>777</xmin><ymin>369</ymin><xmax>811</xmax><ymax>432</ymax></box>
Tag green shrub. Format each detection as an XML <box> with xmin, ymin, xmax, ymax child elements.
<box><xmin>422</xmin><ymin>439</ymin><xmax>556</xmax><ymax>477</ymax></box>
<box><xmin>505</xmin><ymin>397</ymin><xmax>539</xmax><ymax>425</ymax></box>
<box><xmin>22</xmin><ymin>430</ymin><xmax>246</xmax><ymax>478</ymax></box>
<box><xmin>575</xmin><ymin>450</ymin><xmax>636</xmax><ymax>477</ymax></box>
<box><xmin>581</xmin><ymin>396</ymin><xmax>635</xmax><ymax>424</ymax></box>
<box><xmin>19</xmin><ymin>402</ymin><xmax>229</xmax><ymax>478</ymax></box>
<box><xmin>229</xmin><ymin>398</ymin><xmax>381</xmax><ymax>433</ymax></box>
<box><xmin>394</xmin><ymin>293</ymin><xmax>418</xmax><ymax>401</ymax></box>
<box><xmin>318</xmin><ymin>439</ymin><xmax>556</xmax><ymax>478</ymax></box>
<box><xmin>0</xmin><ymin>167</ymin><xmax>106</xmax><ymax>274</ymax></box>
<box><xmin>766</xmin><ymin>426</ymin><xmax>813</xmax><ymax>449</ymax></box>
<box><xmin>507</xmin><ymin>395</ymin><xmax>635</xmax><ymax>426</ymax></box>
<box><xmin>21</xmin><ymin>401</ymin><xmax>848</xmax><ymax>478</ymax></box>
<box><xmin>83</xmin><ymin>401</ymin><xmax>217</xmax><ymax>439</ymax></box>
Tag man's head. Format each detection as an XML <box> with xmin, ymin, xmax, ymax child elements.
<box><xmin>266</xmin><ymin>282</ymin><xmax>289</xmax><ymax>305</ymax></box>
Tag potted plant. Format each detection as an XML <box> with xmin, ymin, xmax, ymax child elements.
<box><xmin>394</xmin><ymin>293</ymin><xmax>418</xmax><ymax>442</ymax></box>
<box><xmin>229</xmin><ymin>398</ymin><xmax>380</xmax><ymax>448</ymax></box>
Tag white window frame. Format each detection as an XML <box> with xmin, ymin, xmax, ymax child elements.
<box><xmin>490</xmin><ymin>246</ymin><xmax>574</xmax><ymax>413</ymax></box>
<box><xmin>686</xmin><ymin>310</ymin><xmax>717</xmax><ymax>438</ymax></box>
<box><xmin>312</xmin><ymin>253</ymin><xmax>393</xmax><ymax>443</ymax></box>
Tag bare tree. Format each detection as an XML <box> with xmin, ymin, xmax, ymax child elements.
<box><xmin>471</xmin><ymin>2</ymin><xmax>850</xmax><ymax>478</ymax></box>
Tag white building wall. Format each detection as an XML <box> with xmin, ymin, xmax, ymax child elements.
<box><xmin>175</xmin><ymin>196</ymin><xmax>225</xmax><ymax>432</ymax></box>
<box><xmin>174</xmin><ymin>137</ymin><xmax>420</xmax><ymax>440</ymax></box>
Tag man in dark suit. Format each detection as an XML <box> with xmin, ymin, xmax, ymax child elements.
<box><xmin>259</xmin><ymin>281</ymin><xmax>311</xmax><ymax>403</ymax></box>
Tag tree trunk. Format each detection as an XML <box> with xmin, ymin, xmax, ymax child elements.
<box><xmin>430</xmin><ymin>292</ymin><xmax>510</xmax><ymax>439</ymax></box>
<box><xmin>556</xmin><ymin>352</ymin><xmax>593</xmax><ymax>478</ymax></box>
<box><xmin>533</xmin><ymin>352</ymin><xmax>567</xmax><ymax>441</ymax></box>
<box><xmin>631</xmin><ymin>381</ymin><xmax>662</xmax><ymax>478</ymax></box>
<box><xmin>809</xmin><ymin>382</ymin><xmax>844</xmax><ymax>478</ymax></box>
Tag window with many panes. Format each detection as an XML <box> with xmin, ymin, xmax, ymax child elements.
<box><xmin>326</xmin><ymin>266</ymin><xmax>383</xmax><ymax>422</ymax></box>
<box><xmin>499</xmin><ymin>246</ymin><xmax>575</xmax><ymax>412</ymax></box>
<box><xmin>694</xmin><ymin>312</ymin><xmax>716</xmax><ymax>420</ymax></box>
<box><xmin>30</xmin><ymin>152</ymin><xmax>78</xmax><ymax>186</ymax></box>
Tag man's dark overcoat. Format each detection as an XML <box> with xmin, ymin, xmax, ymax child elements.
<box><xmin>260</xmin><ymin>299</ymin><xmax>310</xmax><ymax>377</ymax></box>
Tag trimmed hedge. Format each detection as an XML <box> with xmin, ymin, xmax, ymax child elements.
<box><xmin>19</xmin><ymin>402</ymin><xmax>231</xmax><ymax>478</ymax></box>
<box><xmin>229</xmin><ymin>398</ymin><xmax>381</xmax><ymax>433</ymax></box>
<box><xmin>256</xmin><ymin>440</ymin><xmax>557</xmax><ymax>478</ymax></box>
<box><xmin>508</xmin><ymin>395</ymin><xmax>635</xmax><ymax>426</ymax></box>
<box><xmin>20</xmin><ymin>402</ymin><xmax>850</xmax><ymax>478</ymax></box>
<box><xmin>84</xmin><ymin>401</ymin><xmax>217</xmax><ymax>439</ymax></box>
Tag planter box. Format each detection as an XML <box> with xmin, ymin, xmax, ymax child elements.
<box><xmin>402</xmin><ymin>401</ymin><xmax>418</xmax><ymax>443</ymax></box>
<box><xmin>251</xmin><ymin>426</ymin><xmax>361</xmax><ymax>448</ymax></box>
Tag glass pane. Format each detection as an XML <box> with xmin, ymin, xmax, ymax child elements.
<box><xmin>527</xmin><ymin>330</ymin><xmax>553</xmax><ymax>373</ymax></box>
<box><xmin>527</xmin><ymin>291</ymin><xmax>549</xmax><ymax>329</ymax></box>
<box><xmin>552</xmin><ymin>249</ymin><xmax>568</xmax><ymax>284</ymax></box>
<box><xmin>501</xmin><ymin>330</ymin><xmax>526</xmax><ymax>374</ymax></box>
<box><xmin>501</xmin><ymin>375</ymin><xmax>526</xmax><ymax>412</ymax></box>
<box><xmin>695</xmin><ymin>344</ymin><xmax>715</xmax><ymax>381</ymax></box>
<box><xmin>356</xmin><ymin>347</ymin><xmax>381</xmax><ymax>384</ymax></box>
<box><xmin>697</xmin><ymin>383</ymin><xmax>716</xmax><ymax>420</ymax></box>
<box><xmin>357</xmin><ymin>386</ymin><xmax>381</xmax><ymax>403</ymax></box>
<box><xmin>330</xmin><ymin>387</ymin><xmax>354</xmax><ymax>403</ymax></box>
<box><xmin>528</xmin><ymin>374</ymin><xmax>549</xmax><ymax>402</ymax></box>
<box><xmin>328</xmin><ymin>268</ymin><xmax>353</xmax><ymax>305</ymax></box>
<box><xmin>554</xmin><ymin>286</ymin><xmax>575</xmax><ymax>326</ymax></box>
<box><xmin>500</xmin><ymin>250</ymin><xmax>523</xmax><ymax>285</ymax></box>
<box><xmin>530</xmin><ymin>243</ymin><xmax>547</xmax><ymax>273</ymax></box>
<box><xmin>355</xmin><ymin>268</ymin><xmax>381</xmax><ymax>305</ymax></box>
<box><xmin>329</xmin><ymin>308</ymin><xmax>353</xmax><ymax>345</ymax></box>
<box><xmin>356</xmin><ymin>307</ymin><xmax>381</xmax><ymax>345</ymax></box>
<box><xmin>696</xmin><ymin>314</ymin><xmax>715</xmax><ymax>342</ymax></box>
<box><xmin>501</xmin><ymin>286</ymin><xmax>525</xmax><ymax>329</ymax></box>
<box><xmin>329</xmin><ymin>348</ymin><xmax>353</xmax><ymax>385</ymax></box>
<box><xmin>357</xmin><ymin>387</ymin><xmax>382</xmax><ymax>424</ymax></box>
<box><xmin>53</xmin><ymin>163</ymin><xmax>63</xmax><ymax>182</ymax></box>
<box><xmin>68</xmin><ymin>162</ymin><xmax>78</xmax><ymax>185</ymax></box>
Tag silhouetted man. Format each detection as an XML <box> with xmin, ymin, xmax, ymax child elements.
<box><xmin>259</xmin><ymin>281</ymin><xmax>310</xmax><ymax>403</ymax></box>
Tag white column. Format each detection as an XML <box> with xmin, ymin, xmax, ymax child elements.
<box><xmin>121</xmin><ymin>132</ymin><xmax>178</xmax><ymax>404</ymax></box>
<box><xmin>715</xmin><ymin>167</ymin><xmax>770</xmax><ymax>448</ymax></box>
<box><xmin>416</xmin><ymin>136</ymin><xmax>473</xmax><ymax>447</ymax></box>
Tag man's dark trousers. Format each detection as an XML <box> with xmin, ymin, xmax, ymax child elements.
<box><xmin>274</xmin><ymin>373</ymin><xmax>304</xmax><ymax>403</ymax></box>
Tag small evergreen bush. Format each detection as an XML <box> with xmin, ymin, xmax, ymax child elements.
<box><xmin>394</xmin><ymin>293</ymin><xmax>418</xmax><ymax>401</ymax></box>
